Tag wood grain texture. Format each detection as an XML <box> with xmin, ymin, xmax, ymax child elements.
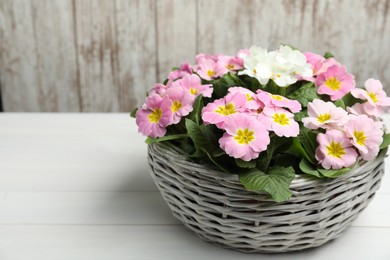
<box><xmin>0</xmin><ymin>0</ymin><xmax>41</xmax><ymax>111</ymax></box>
<box><xmin>73</xmin><ymin>0</ymin><xmax>120</xmax><ymax>112</ymax></box>
<box><xmin>156</xmin><ymin>0</ymin><xmax>197</xmax><ymax>82</ymax></box>
<box><xmin>197</xmin><ymin>0</ymin><xmax>390</xmax><ymax>89</ymax></box>
<box><xmin>0</xmin><ymin>0</ymin><xmax>389</xmax><ymax>111</ymax></box>
<box><xmin>31</xmin><ymin>0</ymin><xmax>80</xmax><ymax>111</ymax></box>
<box><xmin>115</xmin><ymin>0</ymin><xmax>157</xmax><ymax>111</ymax></box>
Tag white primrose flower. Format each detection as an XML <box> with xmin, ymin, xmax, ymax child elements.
<box><xmin>239</xmin><ymin>45</ymin><xmax>313</xmax><ymax>87</ymax></box>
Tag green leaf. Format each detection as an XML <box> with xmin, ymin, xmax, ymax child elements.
<box><xmin>188</xmin><ymin>94</ymin><xmax>204</xmax><ymax>125</ymax></box>
<box><xmin>299</xmin><ymin>158</ymin><xmax>323</xmax><ymax>178</ymax></box>
<box><xmin>280</xmin><ymin>43</ymin><xmax>300</xmax><ymax>51</ymax></box>
<box><xmin>130</xmin><ymin>107</ymin><xmax>138</xmax><ymax>118</ymax></box>
<box><xmin>289</xmin><ymin>136</ymin><xmax>315</xmax><ymax>164</ymax></box>
<box><xmin>294</xmin><ymin>109</ymin><xmax>308</xmax><ymax>122</ymax></box>
<box><xmin>318</xmin><ymin>167</ymin><xmax>352</xmax><ymax>178</ymax></box>
<box><xmin>212</xmin><ymin>72</ymin><xmax>244</xmax><ymax>98</ymax></box>
<box><xmin>145</xmin><ymin>134</ymin><xmax>188</xmax><ymax>144</ymax></box>
<box><xmin>201</xmin><ymin>148</ymin><xmax>233</xmax><ymax>174</ymax></box>
<box><xmin>342</xmin><ymin>92</ymin><xmax>361</xmax><ymax>107</ymax></box>
<box><xmin>235</xmin><ymin>158</ymin><xmax>256</xmax><ymax>169</ymax></box>
<box><xmin>323</xmin><ymin>52</ymin><xmax>334</xmax><ymax>59</ymax></box>
<box><xmin>287</xmin><ymin>82</ymin><xmax>319</xmax><ymax>106</ymax></box>
<box><xmin>239</xmin><ymin>166</ymin><xmax>295</xmax><ymax>202</ymax></box>
<box><xmin>297</xmin><ymin>127</ymin><xmax>318</xmax><ymax>164</ymax></box>
<box><xmin>333</xmin><ymin>99</ymin><xmax>345</xmax><ymax>109</ymax></box>
<box><xmin>185</xmin><ymin>119</ymin><xmax>223</xmax><ymax>157</ymax></box>
<box><xmin>380</xmin><ymin>133</ymin><xmax>390</xmax><ymax>149</ymax></box>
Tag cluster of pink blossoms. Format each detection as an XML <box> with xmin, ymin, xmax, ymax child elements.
<box><xmin>304</xmin><ymin>52</ymin><xmax>355</xmax><ymax>101</ymax></box>
<box><xmin>202</xmin><ymin>87</ymin><xmax>301</xmax><ymax>161</ymax></box>
<box><xmin>302</xmin><ymin>78</ymin><xmax>390</xmax><ymax>169</ymax></box>
<box><xmin>136</xmin><ymin>50</ymin><xmax>246</xmax><ymax>138</ymax></box>
<box><xmin>135</xmin><ymin>45</ymin><xmax>390</xmax><ymax>171</ymax></box>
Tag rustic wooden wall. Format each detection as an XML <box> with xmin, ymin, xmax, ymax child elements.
<box><xmin>0</xmin><ymin>0</ymin><xmax>389</xmax><ymax>112</ymax></box>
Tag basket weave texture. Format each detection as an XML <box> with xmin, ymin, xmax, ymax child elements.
<box><xmin>147</xmin><ymin>142</ymin><xmax>385</xmax><ymax>253</ymax></box>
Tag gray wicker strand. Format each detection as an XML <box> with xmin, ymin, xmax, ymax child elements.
<box><xmin>147</xmin><ymin>143</ymin><xmax>385</xmax><ymax>253</ymax></box>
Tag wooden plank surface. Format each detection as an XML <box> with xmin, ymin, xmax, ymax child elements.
<box><xmin>0</xmin><ymin>226</ymin><xmax>389</xmax><ymax>260</ymax></box>
<box><xmin>0</xmin><ymin>113</ymin><xmax>389</xmax><ymax>259</ymax></box>
<box><xmin>156</xmin><ymin>0</ymin><xmax>197</xmax><ymax>82</ymax></box>
<box><xmin>1</xmin><ymin>0</ymin><xmax>390</xmax><ymax>112</ymax></box>
<box><xmin>30</xmin><ymin>0</ymin><xmax>80</xmax><ymax>111</ymax></box>
<box><xmin>0</xmin><ymin>0</ymin><xmax>41</xmax><ymax>111</ymax></box>
<box><xmin>0</xmin><ymin>191</ymin><xmax>388</xmax><ymax>227</ymax></box>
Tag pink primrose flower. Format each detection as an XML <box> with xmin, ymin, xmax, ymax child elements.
<box><xmin>172</xmin><ymin>74</ymin><xmax>213</xmax><ymax>98</ymax></box>
<box><xmin>168</xmin><ymin>62</ymin><xmax>193</xmax><ymax>81</ymax></box>
<box><xmin>228</xmin><ymin>87</ymin><xmax>262</xmax><ymax>110</ymax></box>
<box><xmin>201</xmin><ymin>92</ymin><xmax>247</xmax><ymax>129</ymax></box>
<box><xmin>148</xmin><ymin>83</ymin><xmax>168</xmax><ymax>96</ymax></box>
<box><xmin>256</xmin><ymin>90</ymin><xmax>302</xmax><ymax>113</ymax></box>
<box><xmin>304</xmin><ymin>52</ymin><xmax>340</xmax><ymax>76</ymax></box>
<box><xmin>258</xmin><ymin>107</ymin><xmax>300</xmax><ymax>137</ymax></box>
<box><xmin>136</xmin><ymin>94</ymin><xmax>173</xmax><ymax>138</ymax></box>
<box><xmin>316</xmin><ymin>65</ymin><xmax>355</xmax><ymax>101</ymax></box>
<box><xmin>302</xmin><ymin>99</ymin><xmax>349</xmax><ymax>130</ymax></box>
<box><xmin>236</xmin><ymin>48</ymin><xmax>250</xmax><ymax>59</ymax></box>
<box><xmin>195</xmin><ymin>53</ymin><xmax>220</xmax><ymax>63</ymax></box>
<box><xmin>165</xmin><ymin>87</ymin><xmax>195</xmax><ymax>124</ymax></box>
<box><xmin>196</xmin><ymin>58</ymin><xmax>224</xmax><ymax>80</ymax></box>
<box><xmin>315</xmin><ymin>129</ymin><xmax>358</xmax><ymax>170</ymax></box>
<box><xmin>217</xmin><ymin>55</ymin><xmax>243</xmax><ymax>75</ymax></box>
<box><xmin>347</xmin><ymin>103</ymin><xmax>376</xmax><ymax>120</ymax></box>
<box><xmin>219</xmin><ymin>113</ymin><xmax>270</xmax><ymax>161</ymax></box>
<box><xmin>345</xmin><ymin>114</ymin><xmax>383</xmax><ymax>161</ymax></box>
<box><xmin>351</xmin><ymin>78</ymin><xmax>390</xmax><ymax>117</ymax></box>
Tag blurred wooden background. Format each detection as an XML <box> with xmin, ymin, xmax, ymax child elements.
<box><xmin>0</xmin><ymin>0</ymin><xmax>389</xmax><ymax>112</ymax></box>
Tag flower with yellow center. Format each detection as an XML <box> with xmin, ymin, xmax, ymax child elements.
<box><xmin>273</xmin><ymin>113</ymin><xmax>290</xmax><ymax>126</ymax></box>
<box><xmin>189</xmin><ymin>88</ymin><xmax>198</xmax><ymax>95</ymax></box>
<box><xmin>324</xmin><ymin>77</ymin><xmax>341</xmax><ymax>91</ymax></box>
<box><xmin>171</xmin><ymin>101</ymin><xmax>182</xmax><ymax>113</ymax></box>
<box><xmin>271</xmin><ymin>94</ymin><xmax>284</xmax><ymax>101</ymax></box>
<box><xmin>326</xmin><ymin>141</ymin><xmax>346</xmax><ymax>158</ymax></box>
<box><xmin>148</xmin><ymin>108</ymin><xmax>162</xmax><ymax>123</ymax></box>
<box><xmin>245</xmin><ymin>93</ymin><xmax>254</xmax><ymax>101</ymax></box>
<box><xmin>207</xmin><ymin>70</ymin><xmax>216</xmax><ymax>78</ymax></box>
<box><xmin>353</xmin><ymin>130</ymin><xmax>366</xmax><ymax>146</ymax></box>
<box><xmin>316</xmin><ymin>129</ymin><xmax>358</xmax><ymax>169</ymax></box>
<box><xmin>317</xmin><ymin>113</ymin><xmax>331</xmax><ymax>123</ymax></box>
<box><xmin>226</xmin><ymin>64</ymin><xmax>235</xmax><ymax>70</ymax></box>
<box><xmin>215</xmin><ymin>103</ymin><xmax>236</xmax><ymax>116</ymax></box>
<box><xmin>234</xmin><ymin>128</ymin><xmax>255</xmax><ymax>145</ymax></box>
<box><xmin>368</xmin><ymin>92</ymin><xmax>378</xmax><ymax>103</ymax></box>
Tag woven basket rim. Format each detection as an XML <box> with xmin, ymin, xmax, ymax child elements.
<box><xmin>149</xmin><ymin>142</ymin><xmax>387</xmax><ymax>188</ymax></box>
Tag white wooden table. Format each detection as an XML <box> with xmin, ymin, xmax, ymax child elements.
<box><xmin>0</xmin><ymin>113</ymin><xmax>389</xmax><ymax>260</ymax></box>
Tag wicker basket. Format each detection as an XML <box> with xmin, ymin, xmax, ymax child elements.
<box><xmin>147</xmin><ymin>142</ymin><xmax>386</xmax><ymax>253</ymax></box>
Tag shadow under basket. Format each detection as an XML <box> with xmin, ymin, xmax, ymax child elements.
<box><xmin>147</xmin><ymin>142</ymin><xmax>386</xmax><ymax>253</ymax></box>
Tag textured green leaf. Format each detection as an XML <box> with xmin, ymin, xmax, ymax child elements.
<box><xmin>323</xmin><ymin>52</ymin><xmax>334</xmax><ymax>59</ymax></box>
<box><xmin>289</xmin><ymin>137</ymin><xmax>315</xmax><ymax>164</ymax></box>
<box><xmin>145</xmin><ymin>134</ymin><xmax>188</xmax><ymax>144</ymax></box>
<box><xmin>130</xmin><ymin>107</ymin><xmax>138</xmax><ymax>118</ymax></box>
<box><xmin>333</xmin><ymin>99</ymin><xmax>346</xmax><ymax>109</ymax></box>
<box><xmin>287</xmin><ymin>82</ymin><xmax>319</xmax><ymax>106</ymax></box>
<box><xmin>342</xmin><ymin>92</ymin><xmax>361</xmax><ymax>107</ymax></box>
<box><xmin>239</xmin><ymin>166</ymin><xmax>295</xmax><ymax>202</ymax></box>
<box><xmin>185</xmin><ymin>119</ymin><xmax>223</xmax><ymax>157</ymax></box>
<box><xmin>235</xmin><ymin>158</ymin><xmax>256</xmax><ymax>169</ymax></box>
<box><xmin>380</xmin><ymin>133</ymin><xmax>390</xmax><ymax>149</ymax></box>
<box><xmin>318</xmin><ymin>167</ymin><xmax>352</xmax><ymax>178</ymax></box>
<box><xmin>297</xmin><ymin>127</ymin><xmax>318</xmax><ymax>164</ymax></box>
<box><xmin>294</xmin><ymin>109</ymin><xmax>308</xmax><ymax>122</ymax></box>
<box><xmin>188</xmin><ymin>94</ymin><xmax>204</xmax><ymax>125</ymax></box>
<box><xmin>299</xmin><ymin>158</ymin><xmax>323</xmax><ymax>178</ymax></box>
